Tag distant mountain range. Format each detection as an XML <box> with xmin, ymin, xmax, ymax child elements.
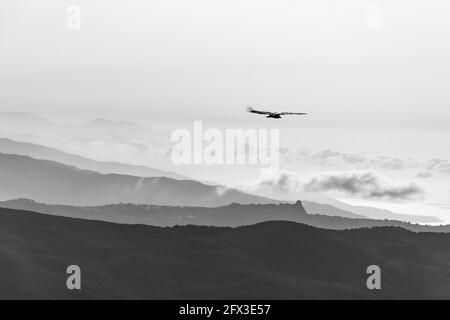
<box><xmin>1</xmin><ymin>206</ymin><xmax>449</xmax><ymax>299</ymax></box>
<box><xmin>0</xmin><ymin>138</ymin><xmax>188</xmax><ymax>180</ymax></box>
<box><xmin>0</xmin><ymin>112</ymin><xmax>166</xmax><ymax>167</ymax></box>
<box><xmin>0</xmin><ymin>112</ymin><xmax>151</xmax><ymax>139</ymax></box>
<box><xmin>302</xmin><ymin>200</ymin><xmax>365</xmax><ymax>219</ymax></box>
<box><xmin>0</xmin><ymin>152</ymin><xmax>276</xmax><ymax>207</ymax></box>
<box><xmin>300</xmin><ymin>192</ymin><xmax>441</xmax><ymax>223</ymax></box>
<box><xmin>0</xmin><ymin>137</ymin><xmax>442</xmax><ymax>223</ymax></box>
<box><xmin>2</xmin><ymin>198</ymin><xmax>448</xmax><ymax>232</ymax></box>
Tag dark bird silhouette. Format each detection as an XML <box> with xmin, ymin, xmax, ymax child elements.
<box><xmin>247</xmin><ymin>106</ymin><xmax>307</xmax><ymax>119</ymax></box>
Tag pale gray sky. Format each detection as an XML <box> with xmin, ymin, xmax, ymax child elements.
<box><xmin>1</xmin><ymin>0</ymin><xmax>450</xmax><ymax>130</ymax></box>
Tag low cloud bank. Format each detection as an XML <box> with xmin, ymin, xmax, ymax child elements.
<box><xmin>246</xmin><ymin>170</ymin><xmax>424</xmax><ymax>202</ymax></box>
<box><xmin>257</xmin><ymin>171</ymin><xmax>302</xmax><ymax>193</ymax></box>
<box><xmin>303</xmin><ymin>171</ymin><xmax>423</xmax><ymax>200</ymax></box>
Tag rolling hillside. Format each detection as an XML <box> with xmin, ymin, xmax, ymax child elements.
<box><xmin>0</xmin><ymin>206</ymin><xmax>449</xmax><ymax>299</ymax></box>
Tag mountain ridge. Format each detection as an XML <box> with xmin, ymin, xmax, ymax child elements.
<box><xmin>1</xmin><ymin>198</ymin><xmax>448</xmax><ymax>233</ymax></box>
<box><xmin>0</xmin><ymin>137</ymin><xmax>188</xmax><ymax>180</ymax></box>
<box><xmin>0</xmin><ymin>152</ymin><xmax>277</xmax><ymax>207</ymax></box>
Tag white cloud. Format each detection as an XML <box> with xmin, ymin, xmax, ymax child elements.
<box><xmin>303</xmin><ymin>171</ymin><xmax>424</xmax><ymax>201</ymax></box>
<box><xmin>256</xmin><ymin>171</ymin><xmax>302</xmax><ymax>193</ymax></box>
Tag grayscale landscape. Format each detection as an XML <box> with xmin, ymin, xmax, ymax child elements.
<box><xmin>1</xmin><ymin>206</ymin><xmax>450</xmax><ymax>300</ymax></box>
<box><xmin>1</xmin><ymin>0</ymin><xmax>450</xmax><ymax>300</ymax></box>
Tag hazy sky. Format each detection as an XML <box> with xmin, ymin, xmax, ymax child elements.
<box><xmin>1</xmin><ymin>0</ymin><xmax>450</xmax><ymax>129</ymax></box>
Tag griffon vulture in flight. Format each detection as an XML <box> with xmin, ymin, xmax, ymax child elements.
<box><xmin>247</xmin><ymin>106</ymin><xmax>307</xmax><ymax>119</ymax></box>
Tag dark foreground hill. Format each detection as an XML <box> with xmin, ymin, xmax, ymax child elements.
<box><xmin>1</xmin><ymin>199</ymin><xmax>449</xmax><ymax>232</ymax></box>
<box><xmin>1</xmin><ymin>207</ymin><xmax>449</xmax><ymax>299</ymax></box>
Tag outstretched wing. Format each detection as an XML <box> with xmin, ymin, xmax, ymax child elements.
<box><xmin>247</xmin><ymin>106</ymin><xmax>271</xmax><ymax>115</ymax></box>
<box><xmin>278</xmin><ymin>112</ymin><xmax>307</xmax><ymax>116</ymax></box>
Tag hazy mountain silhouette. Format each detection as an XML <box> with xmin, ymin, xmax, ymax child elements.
<box><xmin>0</xmin><ymin>112</ymin><xmax>151</xmax><ymax>139</ymax></box>
<box><xmin>0</xmin><ymin>112</ymin><xmax>162</xmax><ymax>160</ymax></box>
<box><xmin>0</xmin><ymin>112</ymin><xmax>54</xmax><ymax>133</ymax></box>
<box><xmin>1</xmin><ymin>206</ymin><xmax>449</xmax><ymax>299</ymax></box>
<box><xmin>0</xmin><ymin>141</ymin><xmax>440</xmax><ymax>223</ymax></box>
<box><xmin>80</xmin><ymin>117</ymin><xmax>152</xmax><ymax>138</ymax></box>
<box><xmin>0</xmin><ymin>113</ymin><xmax>440</xmax><ymax>224</ymax></box>
<box><xmin>1</xmin><ymin>199</ymin><xmax>448</xmax><ymax>232</ymax></box>
<box><xmin>302</xmin><ymin>192</ymin><xmax>441</xmax><ymax>223</ymax></box>
<box><xmin>342</xmin><ymin>203</ymin><xmax>441</xmax><ymax>223</ymax></box>
<box><xmin>302</xmin><ymin>201</ymin><xmax>365</xmax><ymax>219</ymax></box>
<box><xmin>0</xmin><ymin>153</ymin><xmax>276</xmax><ymax>207</ymax></box>
<box><xmin>0</xmin><ymin>138</ymin><xmax>188</xmax><ymax>180</ymax></box>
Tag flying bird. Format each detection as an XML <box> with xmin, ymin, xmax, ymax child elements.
<box><xmin>247</xmin><ymin>106</ymin><xmax>307</xmax><ymax>119</ymax></box>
